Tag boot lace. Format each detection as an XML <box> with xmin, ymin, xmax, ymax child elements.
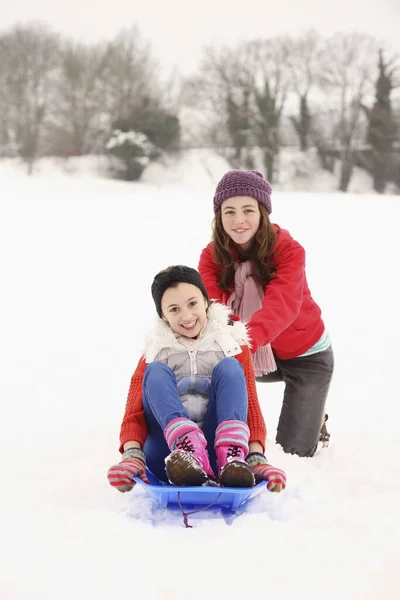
<box><xmin>176</xmin><ymin>435</ymin><xmax>194</xmax><ymax>453</ymax></box>
<box><xmin>226</xmin><ymin>445</ymin><xmax>241</xmax><ymax>459</ymax></box>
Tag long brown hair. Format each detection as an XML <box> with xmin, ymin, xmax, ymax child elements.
<box><xmin>211</xmin><ymin>204</ymin><xmax>277</xmax><ymax>291</ymax></box>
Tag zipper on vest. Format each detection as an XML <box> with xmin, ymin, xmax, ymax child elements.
<box><xmin>188</xmin><ymin>349</ymin><xmax>198</xmax><ymax>390</ymax></box>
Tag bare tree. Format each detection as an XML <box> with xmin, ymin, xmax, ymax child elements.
<box><xmin>182</xmin><ymin>43</ymin><xmax>254</xmax><ymax>157</ymax></box>
<box><xmin>0</xmin><ymin>23</ymin><xmax>60</xmax><ymax>172</ymax></box>
<box><xmin>219</xmin><ymin>45</ymin><xmax>255</xmax><ymax>167</ymax></box>
<box><xmin>318</xmin><ymin>32</ymin><xmax>379</xmax><ymax>191</ymax></box>
<box><xmin>183</xmin><ymin>38</ymin><xmax>291</xmax><ymax>180</ymax></box>
<box><xmin>287</xmin><ymin>29</ymin><xmax>324</xmax><ymax>151</ymax></box>
<box><xmin>102</xmin><ymin>26</ymin><xmax>160</xmax><ymax>125</ymax></box>
<box><xmin>53</xmin><ymin>26</ymin><xmax>177</xmax><ymax>156</ymax></box>
<box><xmin>249</xmin><ymin>37</ymin><xmax>291</xmax><ymax>181</ymax></box>
<box><xmin>54</xmin><ymin>40</ymin><xmax>111</xmax><ymax>155</ymax></box>
<box><xmin>363</xmin><ymin>49</ymin><xmax>399</xmax><ymax>192</ymax></box>
<box><xmin>0</xmin><ymin>38</ymin><xmax>14</xmax><ymax>156</ymax></box>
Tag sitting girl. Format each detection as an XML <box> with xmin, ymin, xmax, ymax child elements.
<box><xmin>107</xmin><ymin>265</ymin><xmax>286</xmax><ymax>492</ymax></box>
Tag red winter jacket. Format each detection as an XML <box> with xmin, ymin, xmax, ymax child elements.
<box><xmin>198</xmin><ymin>225</ymin><xmax>325</xmax><ymax>360</ymax></box>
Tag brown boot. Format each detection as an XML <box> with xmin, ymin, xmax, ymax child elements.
<box><xmin>165</xmin><ymin>450</ymin><xmax>210</xmax><ymax>486</ymax></box>
<box><xmin>319</xmin><ymin>414</ymin><xmax>330</xmax><ymax>447</ymax></box>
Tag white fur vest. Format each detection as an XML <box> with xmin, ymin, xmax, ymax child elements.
<box><xmin>142</xmin><ymin>302</ymin><xmax>249</xmax><ymax>426</ymax></box>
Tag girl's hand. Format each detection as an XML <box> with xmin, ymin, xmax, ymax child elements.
<box><xmin>246</xmin><ymin>452</ymin><xmax>286</xmax><ymax>492</ymax></box>
<box><xmin>107</xmin><ymin>448</ymin><xmax>149</xmax><ymax>492</ymax></box>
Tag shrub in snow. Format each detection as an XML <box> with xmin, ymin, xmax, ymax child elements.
<box><xmin>114</xmin><ymin>108</ymin><xmax>181</xmax><ymax>152</ymax></box>
<box><xmin>105</xmin><ymin>129</ymin><xmax>157</xmax><ymax>181</ymax></box>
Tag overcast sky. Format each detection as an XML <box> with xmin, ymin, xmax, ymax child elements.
<box><xmin>3</xmin><ymin>0</ymin><xmax>400</xmax><ymax>74</ymax></box>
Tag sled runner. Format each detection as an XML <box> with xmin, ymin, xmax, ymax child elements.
<box><xmin>134</xmin><ymin>468</ymin><xmax>268</xmax><ymax>527</ymax></box>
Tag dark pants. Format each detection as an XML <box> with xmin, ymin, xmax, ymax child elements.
<box><xmin>257</xmin><ymin>346</ymin><xmax>334</xmax><ymax>457</ymax></box>
<box><xmin>142</xmin><ymin>358</ymin><xmax>248</xmax><ymax>482</ymax></box>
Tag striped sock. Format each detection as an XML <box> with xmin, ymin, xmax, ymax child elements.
<box><xmin>164</xmin><ymin>417</ymin><xmax>205</xmax><ymax>450</ymax></box>
<box><xmin>214</xmin><ymin>420</ymin><xmax>250</xmax><ymax>454</ymax></box>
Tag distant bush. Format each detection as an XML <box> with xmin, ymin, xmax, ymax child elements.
<box><xmin>114</xmin><ymin>105</ymin><xmax>181</xmax><ymax>152</ymax></box>
<box><xmin>105</xmin><ymin>129</ymin><xmax>157</xmax><ymax>181</ymax></box>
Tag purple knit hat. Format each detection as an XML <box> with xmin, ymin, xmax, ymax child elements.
<box><xmin>213</xmin><ymin>170</ymin><xmax>272</xmax><ymax>214</ymax></box>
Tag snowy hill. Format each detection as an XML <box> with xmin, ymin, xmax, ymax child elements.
<box><xmin>0</xmin><ymin>160</ymin><xmax>399</xmax><ymax>600</ymax></box>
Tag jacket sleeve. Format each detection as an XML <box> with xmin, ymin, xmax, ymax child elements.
<box><xmin>235</xmin><ymin>345</ymin><xmax>266</xmax><ymax>451</ymax></box>
<box><xmin>249</xmin><ymin>237</ymin><xmax>306</xmax><ymax>352</ymax></box>
<box><xmin>119</xmin><ymin>356</ymin><xmax>148</xmax><ymax>453</ymax></box>
<box><xmin>198</xmin><ymin>243</ymin><xmax>224</xmax><ymax>302</ymax></box>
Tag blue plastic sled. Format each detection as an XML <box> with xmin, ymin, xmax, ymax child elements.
<box><xmin>134</xmin><ymin>468</ymin><xmax>268</xmax><ymax>513</ymax></box>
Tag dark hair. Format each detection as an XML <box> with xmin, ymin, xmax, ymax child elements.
<box><xmin>151</xmin><ymin>265</ymin><xmax>209</xmax><ymax>317</ymax></box>
<box><xmin>211</xmin><ymin>204</ymin><xmax>277</xmax><ymax>291</ymax></box>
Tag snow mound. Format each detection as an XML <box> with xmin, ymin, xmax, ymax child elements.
<box><xmin>140</xmin><ymin>148</ymin><xmax>231</xmax><ymax>186</ymax></box>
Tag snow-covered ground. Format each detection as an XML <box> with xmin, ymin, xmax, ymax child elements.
<box><xmin>1</xmin><ymin>156</ymin><xmax>399</xmax><ymax>600</ymax></box>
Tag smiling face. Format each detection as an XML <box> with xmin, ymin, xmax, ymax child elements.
<box><xmin>220</xmin><ymin>196</ymin><xmax>261</xmax><ymax>251</ymax></box>
<box><xmin>161</xmin><ymin>282</ymin><xmax>208</xmax><ymax>338</ymax></box>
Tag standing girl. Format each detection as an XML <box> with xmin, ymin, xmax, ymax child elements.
<box><xmin>198</xmin><ymin>170</ymin><xmax>334</xmax><ymax>458</ymax></box>
<box><xmin>107</xmin><ymin>265</ymin><xmax>286</xmax><ymax>492</ymax></box>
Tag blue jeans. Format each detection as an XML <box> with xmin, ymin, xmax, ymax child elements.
<box><xmin>142</xmin><ymin>357</ymin><xmax>248</xmax><ymax>482</ymax></box>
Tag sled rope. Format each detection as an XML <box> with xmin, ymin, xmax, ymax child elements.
<box><xmin>177</xmin><ymin>491</ymin><xmax>222</xmax><ymax>528</ymax></box>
